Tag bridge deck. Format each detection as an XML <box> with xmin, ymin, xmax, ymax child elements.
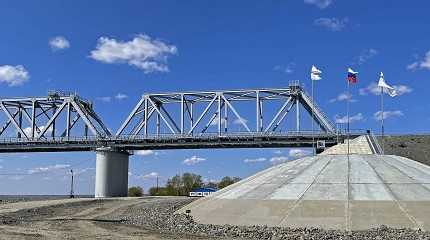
<box><xmin>0</xmin><ymin>132</ymin><xmax>354</xmax><ymax>152</ymax></box>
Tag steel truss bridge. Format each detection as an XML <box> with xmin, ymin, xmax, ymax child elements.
<box><xmin>0</xmin><ymin>84</ymin><xmax>360</xmax><ymax>153</ymax></box>
<box><xmin>0</xmin><ymin>84</ymin><xmax>368</xmax><ymax>197</ymax></box>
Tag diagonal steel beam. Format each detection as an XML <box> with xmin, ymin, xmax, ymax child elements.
<box><xmin>115</xmin><ymin>98</ymin><xmax>145</xmax><ymax>136</ymax></box>
<box><xmin>20</xmin><ymin>107</ymin><xmax>42</xmax><ymax>136</ymax></box>
<box><xmin>0</xmin><ymin>102</ymin><xmax>29</xmax><ymax>139</ymax></box>
<box><xmin>37</xmin><ymin>102</ymin><xmax>67</xmax><ymax>138</ymax></box>
<box><xmin>201</xmin><ymin>101</ymin><xmax>225</xmax><ymax>134</ymax></box>
<box><xmin>70</xmin><ymin>100</ymin><xmax>100</xmax><ymax>137</ymax></box>
<box><xmin>264</xmin><ymin>97</ymin><xmax>292</xmax><ymax>133</ymax></box>
<box><xmin>35</xmin><ymin>103</ymin><xmax>54</xmax><ymax>119</ymax></box>
<box><xmin>221</xmin><ymin>95</ymin><xmax>251</xmax><ymax>132</ymax></box>
<box><xmin>272</xmin><ymin>100</ymin><xmax>295</xmax><ymax>132</ymax></box>
<box><xmin>85</xmin><ymin>107</ymin><xmax>112</xmax><ymax>136</ymax></box>
<box><xmin>159</xmin><ymin>104</ymin><xmax>180</xmax><ymax>133</ymax></box>
<box><xmin>60</xmin><ymin>114</ymin><xmax>80</xmax><ymax>137</ymax></box>
<box><xmin>147</xmin><ymin>97</ymin><xmax>177</xmax><ymax>134</ymax></box>
<box><xmin>131</xmin><ymin>107</ymin><xmax>156</xmax><ymax>136</ymax></box>
<box><xmin>188</xmin><ymin>95</ymin><xmax>217</xmax><ymax>134</ymax></box>
<box><xmin>0</xmin><ymin>109</ymin><xmax>19</xmax><ymax>136</ymax></box>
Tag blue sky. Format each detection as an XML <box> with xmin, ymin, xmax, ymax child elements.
<box><xmin>0</xmin><ymin>0</ymin><xmax>429</xmax><ymax>195</ymax></box>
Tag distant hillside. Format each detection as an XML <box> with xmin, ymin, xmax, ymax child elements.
<box><xmin>378</xmin><ymin>135</ymin><xmax>430</xmax><ymax>166</ymax></box>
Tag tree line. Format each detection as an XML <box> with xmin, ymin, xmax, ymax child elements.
<box><xmin>148</xmin><ymin>173</ymin><xmax>241</xmax><ymax>196</ymax></box>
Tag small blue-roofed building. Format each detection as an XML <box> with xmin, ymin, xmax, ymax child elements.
<box><xmin>189</xmin><ymin>187</ymin><xmax>217</xmax><ymax>197</ymax></box>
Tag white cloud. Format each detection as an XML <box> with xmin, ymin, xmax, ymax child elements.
<box><xmin>210</xmin><ymin>117</ymin><xmax>247</xmax><ymax>126</ymax></box>
<box><xmin>49</xmin><ymin>36</ymin><xmax>70</xmax><ymax>51</ymax></box>
<box><xmin>27</xmin><ymin>164</ymin><xmax>71</xmax><ymax>174</ymax></box>
<box><xmin>115</xmin><ymin>93</ymin><xmax>128</xmax><ymax>100</ymax></box>
<box><xmin>134</xmin><ymin>150</ymin><xmax>155</xmax><ymax>156</ymax></box>
<box><xmin>314</xmin><ymin>18</ymin><xmax>348</xmax><ymax>31</ymax></box>
<box><xmin>183</xmin><ymin>156</ymin><xmax>206</xmax><ymax>165</ymax></box>
<box><xmin>0</xmin><ymin>65</ymin><xmax>29</xmax><ymax>86</ymax></box>
<box><xmin>97</xmin><ymin>93</ymin><xmax>129</xmax><ymax>102</ymax></box>
<box><xmin>273</xmin><ymin>63</ymin><xmax>295</xmax><ymax>74</ymax></box>
<box><xmin>353</xmin><ymin>49</ymin><xmax>378</xmax><ymax>65</ymax></box>
<box><xmin>90</xmin><ymin>34</ymin><xmax>177</xmax><ymax>73</ymax></box>
<box><xmin>359</xmin><ymin>82</ymin><xmax>412</xmax><ymax>96</ymax></box>
<box><xmin>407</xmin><ymin>62</ymin><xmax>419</xmax><ymax>71</ymax></box>
<box><xmin>289</xmin><ymin>149</ymin><xmax>311</xmax><ymax>159</ymax></box>
<box><xmin>23</xmin><ymin>125</ymin><xmax>52</xmax><ymax>137</ymax></box>
<box><xmin>243</xmin><ymin>157</ymin><xmax>267</xmax><ymax>163</ymax></box>
<box><xmin>274</xmin><ymin>150</ymin><xmax>283</xmax><ymax>155</ymax></box>
<box><xmin>270</xmin><ymin>156</ymin><xmax>289</xmax><ymax>165</ymax></box>
<box><xmin>96</xmin><ymin>96</ymin><xmax>112</xmax><ymax>102</ymax></box>
<box><xmin>210</xmin><ymin>118</ymin><xmax>226</xmax><ymax>126</ymax></box>
<box><xmin>407</xmin><ymin>50</ymin><xmax>430</xmax><ymax>71</ymax></box>
<box><xmin>394</xmin><ymin>85</ymin><xmax>413</xmax><ymax>95</ymax></box>
<box><xmin>139</xmin><ymin>172</ymin><xmax>159</xmax><ymax>180</ymax></box>
<box><xmin>74</xmin><ymin>167</ymin><xmax>95</xmax><ymax>175</ymax></box>
<box><xmin>233</xmin><ymin>117</ymin><xmax>248</xmax><ymax>125</ymax></box>
<box><xmin>329</xmin><ymin>92</ymin><xmax>356</xmax><ymax>103</ymax></box>
<box><xmin>335</xmin><ymin>113</ymin><xmax>364</xmax><ymax>124</ymax></box>
<box><xmin>304</xmin><ymin>0</ymin><xmax>333</xmax><ymax>9</ymax></box>
<box><xmin>374</xmin><ymin>110</ymin><xmax>403</xmax><ymax>121</ymax></box>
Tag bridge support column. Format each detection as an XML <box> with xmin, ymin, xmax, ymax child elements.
<box><xmin>95</xmin><ymin>148</ymin><xmax>130</xmax><ymax>198</ymax></box>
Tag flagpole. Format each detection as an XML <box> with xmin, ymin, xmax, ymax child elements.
<box><xmin>381</xmin><ymin>86</ymin><xmax>384</xmax><ymax>154</ymax></box>
<box><xmin>312</xmin><ymin>76</ymin><xmax>315</xmax><ymax>156</ymax></box>
<box><xmin>347</xmin><ymin>77</ymin><xmax>350</xmax><ymax>157</ymax></box>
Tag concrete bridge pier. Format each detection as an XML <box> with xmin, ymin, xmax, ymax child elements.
<box><xmin>95</xmin><ymin>148</ymin><xmax>130</xmax><ymax>198</ymax></box>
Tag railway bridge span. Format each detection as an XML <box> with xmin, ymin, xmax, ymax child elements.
<box><xmin>0</xmin><ymin>84</ymin><xmax>369</xmax><ymax>197</ymax></box>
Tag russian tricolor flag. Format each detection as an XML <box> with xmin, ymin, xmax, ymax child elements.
<box><xmin>347</xmin><ymin>68</ymin><xmax>358</xmax><ymax>84</ymax></box>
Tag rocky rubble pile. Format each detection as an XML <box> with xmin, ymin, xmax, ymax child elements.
<box><xmin>120</xmin><ymin>197</ymin><xmax>430</xmax><ymax>240</ymax></box>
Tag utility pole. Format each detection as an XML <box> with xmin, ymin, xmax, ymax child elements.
<box><xmin>70</xmin><ymin>169</ymin><xmax>75</xmax><ymax>198</ymax></box>
<box><xmin>156</xmin><ymin>175</ymin><xmax>159</xmax><ymax>195</ymax></box>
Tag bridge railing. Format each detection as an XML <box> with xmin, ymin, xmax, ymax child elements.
<box><xmin>0</xmin><ymin>129</ymin><xmax>368</xmax><ymax>144</ymax></box>
<box><xmin>115</xmin><ymin>131</ymin><xmax>340</xmax><ymax>140</ymax></box>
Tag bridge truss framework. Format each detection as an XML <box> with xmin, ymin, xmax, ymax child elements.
<box><xmin>0</xmin><ymin>84</ymin><xmax>351</xmax><ymax>152</ymax></box>
<box><xmin>0</xmin><ymin>85</ymin><xmax>369</xmax><ymax>197</ymax></box>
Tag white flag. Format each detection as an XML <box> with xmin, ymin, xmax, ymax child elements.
<box><xmin>311</xmin><ymin>65</ymin><xmax>322</xmax><ymax>81</ymax></box>
<box><xmin>347</xmin><ymin>68</ymin><xmax>358</xmax><ymax>74</ymax></box>
<box><xmin>378</xmin><ymin>72</ymin><xmax>397</xmax><ymax>97</ymax></box>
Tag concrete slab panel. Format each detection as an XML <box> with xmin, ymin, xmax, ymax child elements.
<box><xmin>302</xmin><ymin>183</ymin><xmax>347</xmax><ymax>201</ymax></box>
<box><xmin>384</xmin><ymin>156</ymin><xmax>430</xmax><ymax>183</ymax></box>
<box><xmin>350</xmin><ymin>184</ymin><xmax>393</xmax><ymax>201</ymax></box>
<box><xmin>388</xmin><ymin>184</ymin><xmax>430</xmax><ymax>201</ymax></box>
<box><xmin>269</xmin><ymin>183</ymin><xmax>311</xmax><ymax>200</ymax></box>
<box><xmin>400</xmin><ymin>201</ymin><xmax>430</xmax><ymax>230</ymax></box>
<box><xmin>290</xmin><ymin>155</ymin><xmax>331</xmax><ymax>184</ymax></box>
<box><xmin>191</xmin><ymin>199</ymin><xmax>295</xmax><ymax>227</ymax></box>
<box><xmin>349</xmin><ymin>155</ymin><xmax>381</xmax><ymax>183</ymax></box>
<box><xmin>279</xmin><ymin>200</ymin><xmax>346</xmax><ymax>230</ymax></box>
<box><xmin>349</xmin><ymin>201</ymin><xmax>416</xmax><ymax>230</ymax></box>
<box><xmin>315</xmin><ymin>157</ymin><xmax>347</xmax><ymax>184</ymax></box>
<box><xmin>365</xmin><ymin>156</ymin><xmax>415</xmax><ymax>183</ymax></box>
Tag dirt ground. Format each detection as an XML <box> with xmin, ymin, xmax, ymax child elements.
<box><xmin>0</xmin><ymin>197</ymin><xmax>219</xmax><ymax>240</ymax></box>
<box><xmin>379</xmin><ymin>135</ymin><xmax>430</xmax><ymax>166</ymax></box>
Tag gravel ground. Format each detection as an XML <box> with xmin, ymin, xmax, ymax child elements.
<box><xmin>0</xmin><ymin>195</ymin><xmax>92</xmax><ymax>205</ymax></box>
<box><xmin>1</xmin><ymin>196</ymin><xmax>430</xmax><ymax>239</ymax></box>
<box><xmin>108</xmin><ymin>197</ymin><xmax>430</xmax><ymax>240</ymax></box>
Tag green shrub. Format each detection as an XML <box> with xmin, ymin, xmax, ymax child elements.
<box><xmin>128</xmin><ymin>186</ymin><xmax>143</xmax><ymax>197</ymax></box>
